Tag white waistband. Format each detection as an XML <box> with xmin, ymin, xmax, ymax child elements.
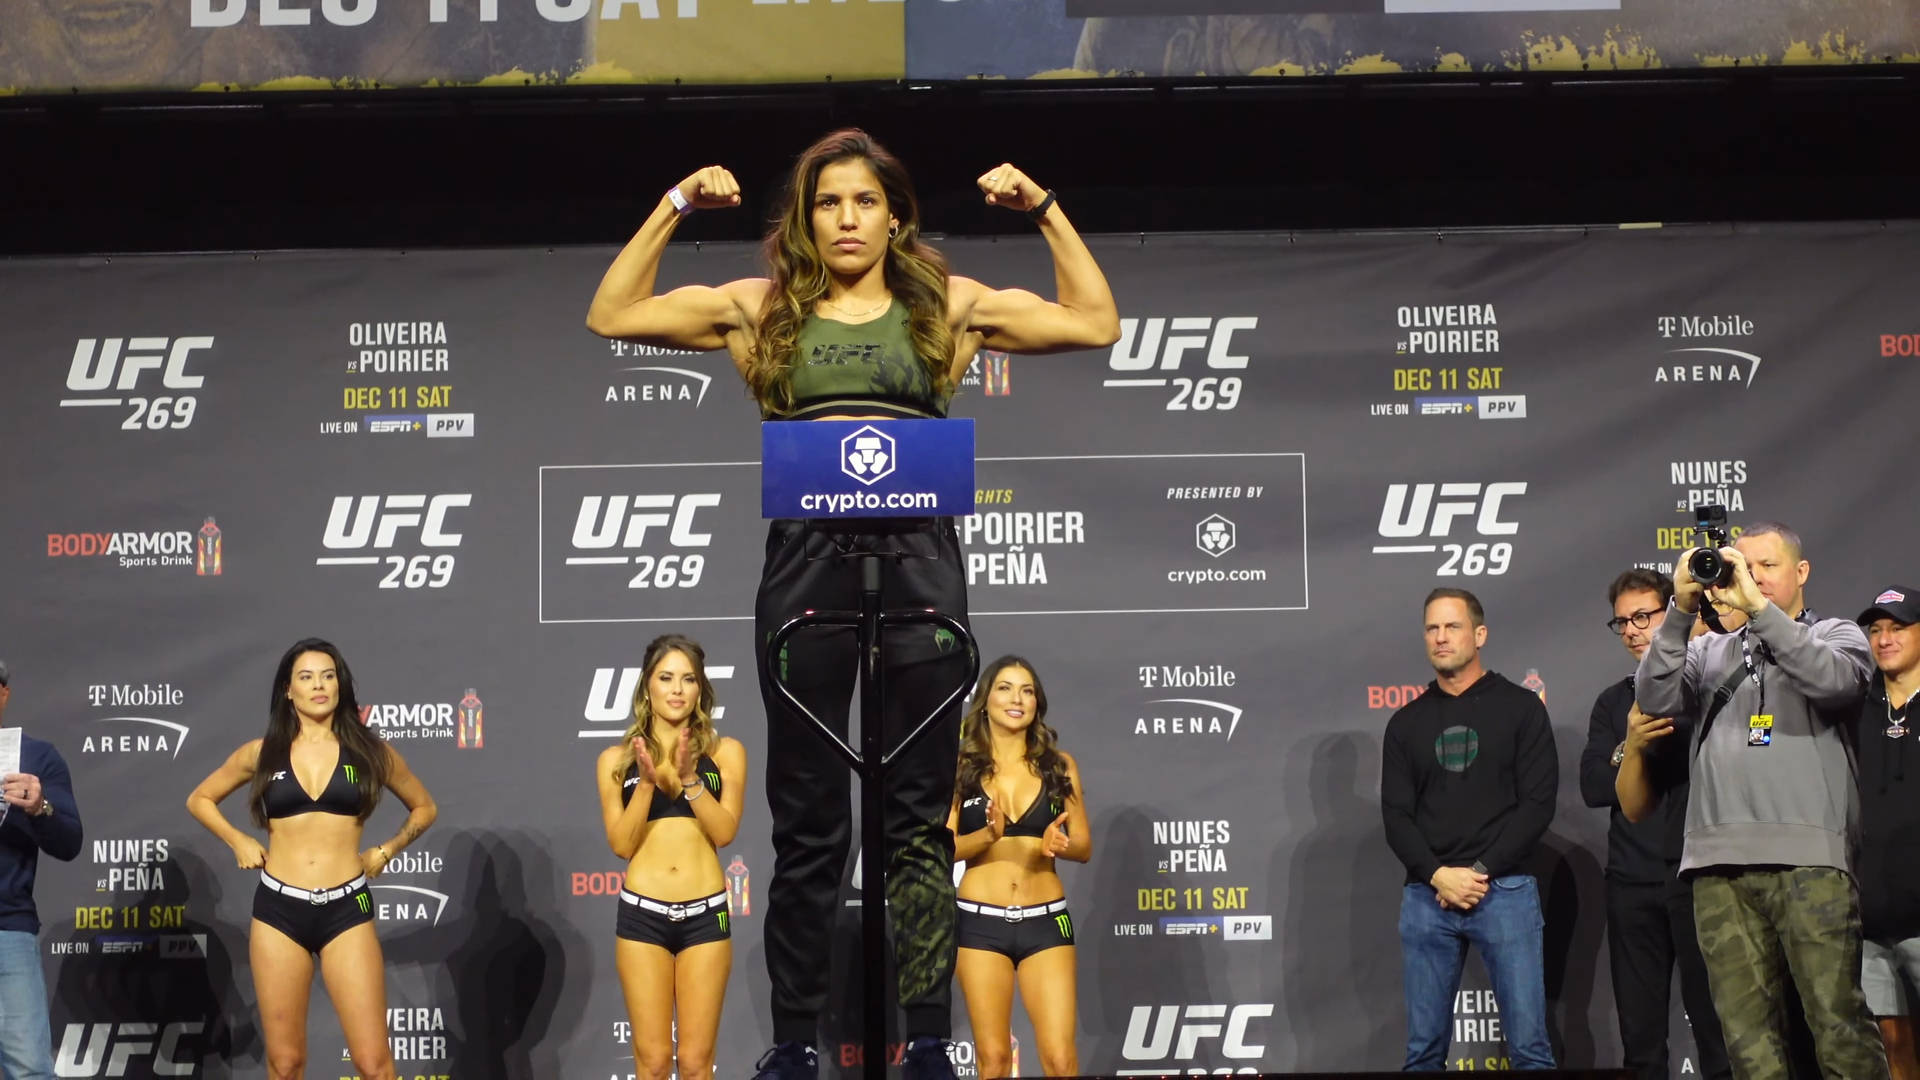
<box><xmin>957</xmin><ymin>898</ymin><xmax>1068</xmax><ymax>922</ymax></box>
<box><xmin>260</xmin><ymin>872</ymin><xmax>368</xmax><ymax>905</ymax></box>
<box><xmin>619</xmin><ymin>890</ymin><xmax>727</xmax><ymax>921</ymax></box>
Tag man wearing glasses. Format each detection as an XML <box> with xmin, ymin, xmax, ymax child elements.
<box><xmin>1582</xmin><ymin>570</ymin><xmax>1732</xmax><ymax>1079</ymax></box>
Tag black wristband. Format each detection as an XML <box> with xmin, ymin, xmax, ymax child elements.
<box><xmin>1027</xmin><ymin>189</ymin><xmax>1057</xmax><ymax>222</ymax></box>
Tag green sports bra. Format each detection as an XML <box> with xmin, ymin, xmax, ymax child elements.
<box><xmin>774</xmin><ymin>301</ymin><xmax>951</xmax><ymax>420</ymax></box>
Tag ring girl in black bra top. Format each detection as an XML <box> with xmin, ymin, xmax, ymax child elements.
<box><xmin>585</xmin><ymin>128</ymin><xmax>1118</xmax><ymax>1080</ymax></box>
<box><xmin>593</xmin><ymin>634</ymin><xmax>746</xmax><ymax>1080</ymax></box>
<box><xmin>184</xmin><ymin>638</ymin><xmax>437</xmax><ymax>1080</ymax></box>
<box><xmin>946</xmin><ymin>656</ymin><xmax>1091</xmax><ymax>1080</ymax></box>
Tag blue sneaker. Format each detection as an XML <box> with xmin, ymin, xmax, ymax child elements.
<box><xmin>902</xmin><ymin>1037</ymin><xmax>956</xmax><ymax>1080</ymax></box>
<box><xmin>752</xmin><ymin>1042</ymin><xmax>818</xmax><ymax>1080</ymax></box>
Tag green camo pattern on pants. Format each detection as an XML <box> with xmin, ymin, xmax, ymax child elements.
<box><xmin>1692</xmin><ymin>867</ymin><xmax>1889</xmax><ymax>1080</ymax></box>
<box><xmin>888</xmin><ymin>820</ymin><xmax>957</xmax><ymax>1006</ymax></box>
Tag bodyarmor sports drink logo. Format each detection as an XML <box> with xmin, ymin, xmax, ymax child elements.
<box><xmin>1116</xmin><ymin>1004</ymin><xmax>1272</xmax><ymax>1074</ymax></box>
<box><xmin>1369</xmin><ymin>684</ymin><xmax>1428</xmax><ymax>709</ymax></box>
<box><xmin>962</xmin><ymin>350</ymin><xmax>1012</xmax><ymax>396</ymax></box>
<box><xmin>48</xmin><ymin>517</ymin><xmax>223</xmax><ymax>575</ymax></box>
<box><xmin>1654</xmin><ymin>314</ymin><xmax>1761</xmax><ymax>386</ymax></box>
<box><xmin>841</xmin><ymin>426</ymin><xmax>897</xmax><ymax>485</ymax></box>
<box><xmin>1153</xmin><ymin>819</ymin><xmax>1230</xmax><ymax>873</ymax></box>
<box><xmin>604</xmin><ymin>340</ymin><xmax>712</xmax><ymax>406</ymax></box>
<box><xmin>579</xmin><ymin>664</ymin><xmax>734</xmax><ymax>737</ymax></box>
<box><xmin>92</xmin><ymin>838</ymin><xmax>170</xmax><ymax>894</ymax></box>
<box><xmin>1373</xmin><ymin>482</ymin><xmax>1524</xmax><ymax>578</ymax></box>
<box><xmin>84</xmin><ymin>684</ymin><xmax>190</xmax><ymax>758</ymax></box>
<box><xmin>1104</xmin><ymin>316</ymin><xmax>1256</xmax><ymax>412</ymax></box>
<box><xmin>1522</xmin><ymin>668</ymin><xmax>1547</xmax><ymax>704</ymax></box>
<box><xmin>357</xmin><ymin>692</ymin><xmax>474</xmax><ymax>744</ymax></box>
<box><xmin>1882</xmin><ymin>334</ymin><xmax>1920</xmax><ymax>357</ymax></box>
<box><xmin>564</xmin><ymin>493</ymin><xmax>718</xmax><ymax>593</ymax></box>
<box><xmin>370</xmin><ymin>884</ymin><xmax>449</xmax><ymax>925</ymax></box>
<box><xmin>60</xmin><ymin>336</ymin><xmax>214</xmax><ymax>432</ymax></box>
<box><xmin>727</xmin><ymin>855</ymin><xmax>752</xmax><ymax>915</ymax></box>
<box><xmin>316</xmin><ymin>493</ymin><xmax>470</xmax><ymax>590</ymax></box>
<box><xmin>56</xmin><ymin>1022</ymin><xmax>203</xmax><ymax>1077</ymax></box>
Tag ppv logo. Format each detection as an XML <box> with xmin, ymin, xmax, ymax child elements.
<box><xmin>316</xmin><ymin>494</ymin><xmax>470</xmax><ymax>590</ymax></box>
<box><xmin>56</xmin><ymin>1021</ymin><xmax>202</xmax><ymax>1077</ymax></box>
<box><xmin>1104</xmin><ymin>317</ymin><xmax>1255</xmax><ymax>412</ymax></box>
<box><xmin>580</xmin><ymin>664</ymin><xmax>734</xmax><ymax>737</ymax></box>
<box><xmin>60</xmin><ymin>336</ymin><xmax>214</xmax><ymax>432</ymax></box>
<box><xmin>1372</xmin><ymin>482</ymin><xmax>1523</xmax><ymax>578</ymax></box>
<box><xmin>1116</xmin><ymin>1004</ymin><xmax>1271</xmax><ymax>1075</ymax></box>
<box><xmin>842</xmin><ymin>427</ymin><xmax>897</xmax><ymax>486</ymax></box>
<box><xmin>565</xmin><ymin>494</ymin><xmax>717</xmax><ymax>592</ymax></box>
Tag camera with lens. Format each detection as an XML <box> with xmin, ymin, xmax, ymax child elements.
<box><xmin>1687</xmin><ymin>503</ymin><xmax>1734</xmax><ymax>588</ymax></box>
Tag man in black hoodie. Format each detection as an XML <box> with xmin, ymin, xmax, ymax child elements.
<box><xmin>1382</xmin><ymin>588</ymin><xmax>1559</xmax><ymax>1071</ymax></box>
<box><xmin>1856</xmin><ymin>586</ymin><xmax>1920</xmax><ymax>1080</ymax></box>
<box><xmin>1580</xmin><ymin>568</ymin><xmax>1731</xmax><ymax>1079</ymax></box>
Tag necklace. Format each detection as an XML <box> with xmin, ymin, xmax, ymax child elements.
<box><xmin>820</xmin><ymin>294</ymin><xmax>891</xmax><ymax>318</ymax></box>
<box><xmin>1888</xmin><ymin>684</ymin><xmax>1919</xmax><ymax>739</ymax></box>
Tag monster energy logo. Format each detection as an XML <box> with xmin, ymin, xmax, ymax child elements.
<box><xmin>702</xmin><ymin>770</ymin><xmax>719</xmax><ymax>790</ymax></box>
<box><xmin>717</xmin><ymin>910</ymin><xmax>729</xmax><ymax>933</ymax></box>
<box><xmin>356</xmin><ymin>893</ymin><xmax>370</xmax><ymax>913</ymax></box>
<box><xmin>342</xmin><ymin>765</ymin><xmax>359</xmax><ymax>783</ymax></box>
<box><xmin>1054</xmin><ymin>912</ymin><xmax>1072</xmax><ymax>937</ymax></box>
<box><xmin>933</xmin><ymin>628</ymin><xmax>956</xmax><ymax>653</ymax></box>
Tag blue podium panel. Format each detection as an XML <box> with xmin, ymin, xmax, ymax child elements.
<box><xmin>761</xmin><ymin>418</ymin><xmax>977</xmax><ymax>519</ymax></box>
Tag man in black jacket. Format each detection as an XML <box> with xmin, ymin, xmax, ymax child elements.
<box><xmin>1382</xmin><ymin>588</ymin><xmax>1558</xmax><ymax>1071</ymax></box>
<box><xmin>1856</xmin><ymin>586</ymin><xmax>1920</xmax><ymax>1080</ymax></box>
<box><xmin>1580</xmin><ymin>569</ymin><xmax>1731</xmax><ymax>1079</ymax></box>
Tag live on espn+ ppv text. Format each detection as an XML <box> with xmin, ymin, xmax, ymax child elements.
<box><xmin>3</xmin><ymin>223</ymin><xmax>1917</xmax><ymax>1076</ymax></box>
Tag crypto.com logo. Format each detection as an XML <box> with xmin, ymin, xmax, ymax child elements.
<box><xmin>841</xmin><ymin>426</ymin><xmax>897</xmax><ymax>486</ymax></box>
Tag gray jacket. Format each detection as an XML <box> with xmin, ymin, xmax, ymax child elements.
<box><xmin>1636</xmin><ymin>602</ymin><xmax>1871</xmax><ymax>875</ymax></box>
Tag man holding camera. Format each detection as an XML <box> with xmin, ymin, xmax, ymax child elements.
<box><xmin>1584</xmin><ymin>569</ymin><xmax>1731</xmax><ymax>1079</ymax></box>
<box><xmin>1628</xmin><ymin>522</ymin><xmax>1885</xmax><ymax>1079</ymax></box>
<box><xmin>1854</xmin><ymin>586</ymin><xmax>1920</xmax><ymax>1080</ymax></box>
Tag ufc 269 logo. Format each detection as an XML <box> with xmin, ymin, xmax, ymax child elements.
<box><xmin>317</xmin><ymin>494</ymin><xmax>470</xmax><ymax>589</ymax></box>
<box><xmin>1104</xmin><ymin>317</ymin><xmax>1256</xmax><ymax>412</ymax></box>
<box><xmin>61</xmin><ymin>336</ymin><xmax>214</xmax><ymax>431</ymax></box>
<box><xmin>567</xmin><ymin>494</ymin><xmax>718</xmax><ymax>591</ymax></box>
<box><xmin>1117</xmin><ymin>1004</ymin><xmax>1271</xmax><ymax>1075</ymax></box>
<box><xmin>56</xmin><ymin>1021</ymin><xmax>202</xmax><ymax>1077</ymax></box>
<box><xmin>1372</xmin><ymin>482</ymin><xmax>1525</xmax><ymax>577</ymax></box>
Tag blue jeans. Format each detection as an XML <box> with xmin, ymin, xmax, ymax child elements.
<box><xmin>0</xmin><ymin>929</ymin><xmax>52</xmax><ymax>1079</ymax></box>
<box><xmin>1399</xmin><ymin>876</ymin><xmax>1555</xmax><ymax>1071</ymax></box>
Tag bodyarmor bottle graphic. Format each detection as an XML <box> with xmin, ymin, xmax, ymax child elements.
<box><xmin>1521</xmin><ymin>668</ymin><xmax>1546</xmax><ymax>704</ymax></box>
<box><xmin>1009</xmin><ymin>1033</ymin><xmax>1020</xmax><ymax>1077</ymax></box>
<box><xmin>983</xmin><ymin>351</ymin><xmax>1011</xmax><ymax>396</ymax></box>
<box><xmin>726</xmin><ymin>855</ymin><xmax>750</xmax><ymax>916</ymax></box>
<box><xmin>196</xmin><ymin>516</ymin><xmax>222</xmax><ymax>576</ymax></box>
<box><xmin>458</xmin><ymin>688</ymin><xmax>483</xmax><ymax>749</ymax></box>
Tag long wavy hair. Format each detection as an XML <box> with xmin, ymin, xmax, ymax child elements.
<box><xmin>748</xmin><ymin>128</ymin><xmax>955</xmax><ymax>416</ymax></box>
<box><xmin>248</xmin><ymin>638</ymin><xmax>390</xmax><ymax>828</ymax></box>
<box><xmin>609</xmin><ymin>634</ymin><xmax>719</xmax><ymax>786</ymax></box>
<box><xmin>956</xmin><ymin>656</ymin><xmax>1072</xmax><ymax>809</ymax></box>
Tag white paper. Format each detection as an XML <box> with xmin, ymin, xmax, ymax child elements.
<box><xmin>0</xmin><ymin>728</ymin><xmax>21</xmax><ymax>779</ymax></box>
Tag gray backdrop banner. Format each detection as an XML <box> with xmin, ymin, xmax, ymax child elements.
<box><xmin>2</xmin><ymin>222</ymin><xmax>1918</xmax><ymax>1078</ymax></box>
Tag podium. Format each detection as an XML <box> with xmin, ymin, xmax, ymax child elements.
<box><xmin>762</xmin><ymin>419</ymin><xmax>980</xmax><ymax>1080</ymax></box>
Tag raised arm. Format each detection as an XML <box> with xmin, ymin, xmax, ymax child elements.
<box><xmin>597</xmin><ymin>744</ymin><xmax>656</xmax><ymax>861</ymax></box>
<box><xmin>1043</xmin><ymin>752</ymin><xmax>1093</xmax><ymax>863</ymax></box>
<box><xmin>186</xmin><ymin>740</ymin><xmax>267</xmax><ymax>869</ymax></box>
<box><xmin>584</xmin><ymin>165</ymin><xmax>767</xmax><ymax>353</ymax></box>
<box><xmin>951</xmin><ymin>164</ymin><xmax>1121</xmax><ymax>359</ymax></box>
<box><xmin>686</xmin><ymin>737</ymin><xmax>747</xmax><ymax>849</ymax></box>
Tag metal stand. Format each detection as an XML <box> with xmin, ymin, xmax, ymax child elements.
<box><xmin>765</xmin><ymin>542</ymin><xmax>978</xmax><ymax>1080</ymax></box>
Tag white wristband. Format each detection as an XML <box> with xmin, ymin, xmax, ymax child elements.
<box><xmin>666</xmin><ymin>186</ymin><xmax>693</xmax><ymax>216</ymax></box>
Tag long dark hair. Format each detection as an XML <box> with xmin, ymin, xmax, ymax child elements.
<box><xmin>748</xmin><ymin>128</ymin><xmax>954</xmax><ymax>416</ymax></box>
<box><xmin>609</xmin><ymin>634</ymin><xmax>719</xmax><ymax>786</ymax></box>
<box><xmin>248</xmin><ymin>638</ymin><xmax>390</xmax><ymax>827</ymax></box>
<box><xmin>956</xmin><ymin>656</ymin><xmax>1072</xmax><ymax>808</ymax></box>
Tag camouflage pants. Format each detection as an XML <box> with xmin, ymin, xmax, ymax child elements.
<box><xmin>1692</xmin><ymin>867</ymin><xmax>1889</xmax><ymax>1080</ymax></box>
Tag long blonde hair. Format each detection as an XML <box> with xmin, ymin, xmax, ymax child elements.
<box><xmin>609</xmin><ymin>634</ymin><xmax>718</xmax><ymax>785</ymax></box>
<box><xmin>747</xmin><ymin>128</ymin><xmax>954</xmax><ymax>417</ymax></box>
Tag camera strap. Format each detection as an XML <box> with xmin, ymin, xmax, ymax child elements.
<box><xmin>1694</xmin><ymin>662</ymin><xmax>1755</xmax><ymax>760</ymax></box>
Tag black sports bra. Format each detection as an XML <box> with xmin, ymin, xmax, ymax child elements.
<box><xmin>957</xmin><ymin>782</ymin><xmax>1063</xmax><ymax>840</ymax></box>
<box><xmin>623</xmin><ymin>754</ymin><xmax>722</xmax><ymax>821</ymax></box>
<box><xmin>261</xmin><ymin>751</ymin><xmax>362</xmax><ymax>820</ymax></box>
